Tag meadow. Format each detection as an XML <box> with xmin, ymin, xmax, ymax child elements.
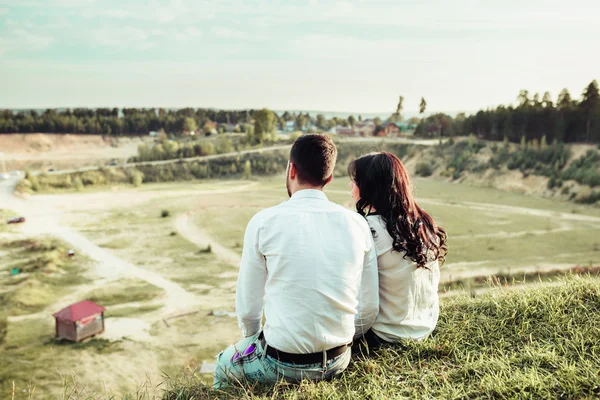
<box><xmin>2</xmin><ymin>172</ymin><xmax>600</xmax><ymax>398</ymax></box>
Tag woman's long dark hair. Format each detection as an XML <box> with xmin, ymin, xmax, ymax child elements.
<box><xmin>348</xmin><ymin>152</ymin><xmax>447</xmax><ymax>268</ymax></box>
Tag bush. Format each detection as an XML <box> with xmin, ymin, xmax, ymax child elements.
<box><xmin>416</xmin><ymin>162</ymin><xmax>434</xmax><ymax>177</ymax></box>
<box><xmin>575</xmin><ymin>190</ymin><xmax>600</xmax><ymax>204</ymax></box>
<box><xmin>131</xmin><ymin>170</ymin><xmax>144</xmax><ymax>187</ymax></box>
<box><xmin>563</xmin><ymin>150</ymin><xmax>600</xmax><ymax>187</ymax></box>
<box><xmin>73</xmin><ymin>177</ymin><xmax>84</xmax><ymax>191</ymax></box>
<box><xmin>0</xmin><ymin>314</ymin><xmax>6</xmax><ymax>344</ymax></box>
<box><xmin>161</xmin><ymin>210</ymin><xmax>170</xmax><ymax>218</ymax></box>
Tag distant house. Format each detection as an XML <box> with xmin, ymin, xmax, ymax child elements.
<box><xmin>354</xmin><ymin>120</ymin><xmax>376</xmax><ymax>136</ymax></box>
<box><xmin>203</xmin><ymin>121</ymin><xmax>218</xmax><ymax>135</ymax></box>
<box><xmin>149</xmin><ymin>131</ymin><xmax>159</xmax><ymax>137</ymax></box>
<box><xmin>335</xmin><ymin>126</ymin><xmax>357</xmax><ymax>136</ymax></box>
<box><xmin>53</xmin><ymin>300</ymin><xmax>105</xmax><ymax>342</ymax></box>
<box><xmin>377</xmin><ymin>122</ymin><xmax>400</xmax><ymax>137</ymax></box>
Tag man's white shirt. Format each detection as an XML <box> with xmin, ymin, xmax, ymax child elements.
<box><xmin>235</xmin><ymin>189</ymin><xmax>379</xmax><ymax>354</ymax></box>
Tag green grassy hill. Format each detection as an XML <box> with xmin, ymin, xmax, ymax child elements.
<box><xmin>164</xmin><ymin>276</ymin><xmax>600</xmax><ymax>400</ymax></box>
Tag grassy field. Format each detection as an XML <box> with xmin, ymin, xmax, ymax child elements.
<box><xmin>165</xmin><ymin>275</ymin><xmax>600</xmax><ymax>400</ymax></box>
<box><xmin>0</xmin><ymin>237</ymin><xmax>90</xmax><ymax>316</ymax></box>
<box><xmin>186</xmin><ymin>176</ymin><xmax>600</xmax><ymax>274</ymax></box>
<box><xmin>3</xmin><ymin>173</ymin><xmax>600</xmax><ymax>398</ymax></box>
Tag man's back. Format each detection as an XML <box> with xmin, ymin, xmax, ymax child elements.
<box><xmin>236</xmin><ymin>189</ymin><xmax>378</xmax><ymax>353</ymax></box>
<box><xmin>216</xmin><ymin>133</ymin><xmax>378</xmax><ymax>388</ymax></box>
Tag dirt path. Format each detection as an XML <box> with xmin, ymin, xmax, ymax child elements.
<box><xmin>1</xmin><ymin>178</ymin><xmax>199</xmax><ymax>316</ymax></box>
<box><xmin>419</xmin><ymin>198</ymin><xmax>600</xmax><ymax>225</ymax></box>
<box><xmin>175</xmin><ymin>213</ymin><xmax>241</xmax><ymax>267</ymax></box>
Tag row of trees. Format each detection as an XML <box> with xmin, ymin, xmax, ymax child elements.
<box><xmin>457</xmin><ymin>80</ymin><xmax>600</xmax><ymax>143</ymax></box>
<box><xmin>0</xmin><ymin>107</ymin><xmax>371</xmax><ymax>136</ymax></box>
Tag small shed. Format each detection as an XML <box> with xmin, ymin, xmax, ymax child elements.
<box><xmin>53</xmin><ymin>300</ymin><xmax>105</xmax><ymax>342</ymax></box>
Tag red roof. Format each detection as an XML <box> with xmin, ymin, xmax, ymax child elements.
<box><xmin>53</xmin><ymin>300</ymin><xmax>105</xmax><ymax>322</ymax></box>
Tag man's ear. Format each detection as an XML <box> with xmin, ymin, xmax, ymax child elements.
<box><xmin>324</xmin><ymin>174</ymin><xmax>333</xmax><ymax>185</ymax></box>
<box><xmin>289</xmin><ymin>162</ymin><xmax>297</xmax><ymax>180</ymax></box>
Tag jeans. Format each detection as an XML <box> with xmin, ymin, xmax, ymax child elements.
<box><xmin>213</xmin><ymin>332</ymin><xmax>351</xmax><ymax>389</ymax></box>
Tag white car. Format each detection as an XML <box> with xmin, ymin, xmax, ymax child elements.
<box><xmin>0</xmin><ymin>173</ymin><xmax>9</xmax><ymax>180</ymax></box>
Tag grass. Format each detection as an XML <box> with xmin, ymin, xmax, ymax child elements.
<box><xmin>7</xmin><ymin>173</ymin><xmax>600</xmax><ymax>397</ymax></box>
<box><xmin>71</xmin><ymin>196</ymin><xmax>236</xmax><ymax>291</ymax></box>
<box><xmin>103</xmin><ymin>304</ymin><xmax>162</xmax><ymax>318</ymax></box>
<box><xmin>85</xmin><ymin>279</ymin><xmax>165</xmax><ymax>306</ymax></box>
<box><xmin>186</xmin><ymin>175</ymin><xmax>600</xmax><ymax>269</ymax></box>
<box><xmin>0</xmin><ymin>209</ymin><xmax>20</xmax><ymax>233</ymax></box>
<box><xmin>441</xmin><ymin>264</ymin><xmax>600</xmax><ymax>292</ymax></box>
<box><xmin>0</xmin><ymin>238</ymin><xmax>89</xmax><ymax>316</ymax></box>
<box><xmin>164</xmin><ymin>275</ymin><xmax>600</xmax><ymax>399</ymax></box>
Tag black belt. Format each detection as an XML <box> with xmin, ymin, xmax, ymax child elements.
<box><xmin>259</xmin><ymin>333</ymin><xmax>349</xmax><ymax>365</ymax></box>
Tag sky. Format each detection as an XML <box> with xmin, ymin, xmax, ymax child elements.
<box><xmin>0</xmin><ymin>0</ymin><xmax>599</xmax><ymax>114</ymax></box>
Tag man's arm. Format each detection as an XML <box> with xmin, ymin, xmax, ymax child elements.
<box><xmin>354</xmin><ymin>236</ymin><xmax>379</xmax><ymax>339</ymax></box>
<box><xmin>235</xmin><ymin>215</ymin><xmax>267</xmax><ymax>337</ymax></box>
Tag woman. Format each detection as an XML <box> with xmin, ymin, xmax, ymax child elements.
<box><xmin>348</xmin><ymin>152</ymin><xmax>447</xmax><ymax>347</ymax></box>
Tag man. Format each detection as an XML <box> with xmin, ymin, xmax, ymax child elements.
<box><xmin>214</xmin><ymin>134</ymin><xmax>379</xmax><ymax>388</ymax></box>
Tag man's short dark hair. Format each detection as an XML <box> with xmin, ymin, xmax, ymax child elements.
<box><xmin>289</xmin><ymin>134</ymin><xmax>337</xmax><ymax>187</ymax></box>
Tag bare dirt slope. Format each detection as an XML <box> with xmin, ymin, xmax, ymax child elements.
<box><xmin>0</xmin><ymin>133</ymin><xmax>147</xmax><ymax>171</ymax></box>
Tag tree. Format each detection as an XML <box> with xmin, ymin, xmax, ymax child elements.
<box><xmin>243</xmin><ymin>160</ymin><xmax>252</xmax><ymax>179</ymax></box>
<box><xmin>581</xmin><ymin>80</ymin><xmax>600</xmax><ymax>143</ymax></box>
<box><xmin>396</xmin><ymin>96</ymin><xmax>404</xmax><ymax>116</ymax></box>
<box><xmin>348</xmin><ymin>115</ymin><xmax>356</xmax><ymax>127</ymax></box>
<box><xmin>183</xmin><ymin>117</ymin><xmax>197</xmax><ymax>133</ymax></box>
<box><xmin>542</xmin><ymin>92</ymin><xmax>553</xmax><ymax>108</ymax></box>
<box><xmin>253</xmin><ymin>108</ymin><xmax>277</xmax><ymax>144</ymax></box>
<box><xmin>295</xmin><ymin>114</ymin><xmax>308</xmax><ymax>131</ymax></box>
<box><xmin>388</xmin><ymin>96</ymin><xmax>405</xmax><ymax>123</ymax></box>
<box><xmin>419</xmin><ymin>97</ymin><xmax>427</xmax><ymax>114</ymax></box>
<box><xmin>316</xmin><ymin>114</ymin><xmax>327</xmax><ymax>129</ymax></box>
<box><xmin>556</xmin><ymin>88</ymin><xmax>573</xmax><ymax>142</ymax></box>
<box><xmin>517</xmin><ymin>90</ymin><xmax>530</xmax><ymax>107</ymax></box>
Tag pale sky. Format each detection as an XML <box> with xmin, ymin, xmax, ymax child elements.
<box><xmin>0</xmin><ymin>0</ymin><xmax>599</xmax><ymax>114</ymax></box>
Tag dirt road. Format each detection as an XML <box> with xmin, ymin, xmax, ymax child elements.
<box><xmin>1</xmin><ymin>177</ymin><xmax>199</xmax><ymax>314</ymax></box>
<box><xmin>175</xmin><ymin>213</ymin><xmax>241</xmax><ymax>267</ymax></box>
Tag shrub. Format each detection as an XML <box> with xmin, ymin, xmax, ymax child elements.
<box><xmin>0</xmin><ymin>314</ymin><xmax>6</xmax><ymax>344</ymax></box>
<box><xmin>563</xmin><ymin>150</ymin><xmax>600</xmax><ymax>187</ymax></box>
<box><xmin>161</xmin><ymin>210</ymin><xmax>170</xmax><ymax>218</ymax></box>
<box><xmin>131</xmin><ymin>170</ymin><xmax>144</xmax><ymax>187</ymax></box>
<box><xmin>416</xmin><ymin>162</ymin><xmax>434</xmax><ymax>177</ymax></box>
<box><xmin>575</xmin><ymin>190</ymin><xmax>600</xmax><ymax>204</ymax></box>
<box><xmin>73</xmin><ymin>177</ymin><xmax>84</xmax><ymax>191</ymax></box>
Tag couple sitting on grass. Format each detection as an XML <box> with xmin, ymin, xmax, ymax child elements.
<box><xmin>214</xmin><ymin>134</ymin><xmax>447</xmax><ymax>389</ymax></box>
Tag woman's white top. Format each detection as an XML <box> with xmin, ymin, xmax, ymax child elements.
<box><xmin>366</xmin><ymin>214</ymin><xmax>440</xmax><ymax>341</ymax></box>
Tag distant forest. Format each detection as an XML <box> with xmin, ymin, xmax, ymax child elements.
<box><xmin>1</xmin><ymin>79</ymin><xmax>598</xmax><ymax>144</ymax></box>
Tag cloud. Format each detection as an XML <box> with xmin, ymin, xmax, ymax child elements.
<box><xmin>0</xmin><ymin>7</ymin><xmax>8</xmax><ymax>15</ymax></box>
<box><xmin>174</xmin><ymin>26</ymin><xmax>202</xmax><ymax>42</ymax></box>
<box><xmin>89</xmin><ymin>26</ymin><xmax>154</xmax><ymax>49</ymax></box>
<box><xmin>0</xmin><ymin>21</ymin><xmax>54</xmax><ymax>57</ymax></box>
<box><xmin>211</xmin><ymin>27</ymin><xmax>246</xmax><ymax>39</ymax></box>
<box><xmin>0</xmin><ymin>0</ymin><xmax>95</xmax><ymax>6</ymax></box>
<box><xmin>87</xmin><ymin>25</ymin><xmax>202</xmax><ymax>49</ymax></box>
